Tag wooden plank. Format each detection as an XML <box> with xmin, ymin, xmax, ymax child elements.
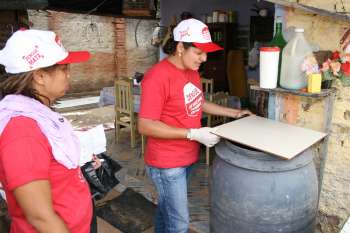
<box><xmin>318</xmin><ymin>91</ymin><xmax>336</xmax><ymax>196</ymax></box>
<box><xmin>264</xmin><ymin>0</ymin><xmax>350</xmax><ymax>22</ymax></box>
<box><xmin>250</xmin><ymin>85</ymin><xmax>335</xmax><ymax>98</ymax></box>
<box><xmin>212</xmin><ymin>115</ymin><xmax>327</xmax><ymax>159</ymax></box>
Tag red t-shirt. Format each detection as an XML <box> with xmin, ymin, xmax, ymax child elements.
<box><xmin>139</xmin><ymin>59</ymin><xmax>204</xmax><ymax>168</ymax></box>
<box><xmin>0</xmin><ymin>116</ymin><xmax>92</xmax><ymax>233</ymax></box>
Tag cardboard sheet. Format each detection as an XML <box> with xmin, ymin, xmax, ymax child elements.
<box><xmin>212</xmin><ymin>115</ymin><xmax>327</xmax><ymax>159</ymax></box>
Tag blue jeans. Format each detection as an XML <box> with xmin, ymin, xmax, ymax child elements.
<box><xmin>145</xmin><ymin>165</ymin><xmax>193</xmax><ymax>233</ymax></box>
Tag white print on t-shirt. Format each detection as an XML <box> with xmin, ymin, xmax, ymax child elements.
<box><xmin>183</xmin><ymin>82</ymin><xmax>203</xmax><ymax>117</ymax></box>
<box><xmin>78</xmin><ymin>169</ymin><xmax>87</xmax><ymax>183</ymax></box>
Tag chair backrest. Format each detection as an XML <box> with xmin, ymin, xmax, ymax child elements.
<box><xmin>114</xmin><ymin>77</ymin><xmax>134</xmax><ymax>115</ymax></box>
<box><xmin>211</xmin><ymin>92</ymin><xmax>229</xmax><ymax>126</ymax></box>
<box><xmin>200</xmin><ymin>77</ymin><xmax>214</xmax><ymax>101</ymax></box>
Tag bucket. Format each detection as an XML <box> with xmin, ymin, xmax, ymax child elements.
<box><xmin>210</xmin><ymin>141</ymin><xmax>318</xmax><ymax>233</ymax></box>
<box><xmin>259</xmin><ymin>47</ymin><xmax>280</xmax><ymax>89</ymax></box>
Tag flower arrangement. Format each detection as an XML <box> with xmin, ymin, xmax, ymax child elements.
<box><xmin>301</xmin><ymin>54</ymin><xmax>319</xmax><ymax>76</ymax></box>
<box><xmin>321</xmin><ymin>51</ymin><xmax>350</xmax><ymax>86</ymax></box>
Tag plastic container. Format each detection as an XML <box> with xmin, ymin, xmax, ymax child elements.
<box><xmin>259</xmin><ymin>47</ymin><xmax>280</xmax><ymax>89</ymax></box>
<box><xmin>280</xmin><ymin>28</ymin><xmax>313</xmax><ymax>90</ymax></box>
<box><xmin>211</xmin><ymin>141</ymin><xmax>318</xmax><ymax>233</ymax></box>
<box><xmin>218</xmin><ymin>11</ymin><xmax>227</xmax><ymax>23</ymax></box>
<box><xmin>212</xmin><ymin>10</ymin><xmax>219</xmax><ymax>23</ymax></box>
<box><xmin>307</xmin><ymin>73</ymin><xmax>322</xmax><ymax>93</ymax></box>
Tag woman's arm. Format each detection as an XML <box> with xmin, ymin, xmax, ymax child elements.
<box><xmin>138</xmin><ymin>118</ymin><xmax>188</xmax><ymax>139</ymax></box>
<box><xmin>202</xmin><ymin>100</ymin><xmax>253</xmax><ymax>119</ymax></box>
<box><xmin>13</xmin><ymin>180</ymin><xmax>70</xmax><ymax>233</ymax></box>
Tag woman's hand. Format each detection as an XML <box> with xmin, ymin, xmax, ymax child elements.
<box><xmin>236</xmin><ymin>109</ymin><xmax>254</xmax><ymax>119</ymax></box>
<box><xmin>92</xmin><ymin>154</ymin><xmax>102</xmax><ymax>169</ymax></box>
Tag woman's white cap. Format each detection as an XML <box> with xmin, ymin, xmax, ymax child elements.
<box><xmin>0</xmin><ymin>29</ymin><xmax>90</xmax><ymax>74</ymax></box>
<box><xmin>173</xmin><ymin>18</ymin><xmax>223</xmax><ymax>53</ymax></box>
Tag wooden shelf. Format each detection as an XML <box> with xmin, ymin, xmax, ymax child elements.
<box><xmin>265</xmin><ymin>0</ymin><xmax>350</xmax><ymax>22</ymax></box>
<box><xmin>250</xmin><ymin>85</ymin><xmax>336</xmax><ymax>98</ymax></box>
<box><xmin>0</xmin><ymin>0</ymin><xmax>48</xmax><ymax>10</ymax></box>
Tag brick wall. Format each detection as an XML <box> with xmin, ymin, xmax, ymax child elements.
<box><xmin>28</xmin><ymin>10</ymin><xmax>158</xmax><ymax>94</ymax></box>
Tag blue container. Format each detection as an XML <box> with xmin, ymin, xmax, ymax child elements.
<box><xmin>210</xmin><ymin>141</ymin><xmax>318</xmax><ymax>233</ymax></box>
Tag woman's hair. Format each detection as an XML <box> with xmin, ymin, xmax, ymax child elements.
<box><xmin>162</xmin><ymin>37</ymin><xmax>195</xmax><ymax>55</ymax></box>
<box><xmin>0</xmin><ymin>64</ymin><xmax>59</xmax><ymax>104</ymax></box>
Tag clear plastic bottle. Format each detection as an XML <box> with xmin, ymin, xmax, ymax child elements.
<box><xmin>279</xmin><ymin>28</ymin><xmax>313</xmax><ymax>90</ymax></box>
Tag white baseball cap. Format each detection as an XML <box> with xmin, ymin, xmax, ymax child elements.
<box><xmin>173</xmin><ymin>18</ymin><xmax>223</xmax><ymax>53</ymax></box>
<box><xmin>0</xmin><ymin>29</ymin><xmax>90</xmax><ymax>74</ymax></box>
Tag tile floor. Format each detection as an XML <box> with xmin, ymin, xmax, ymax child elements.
<box><xmin>104</xmin><ymin>129</ymin><xmax>211</xmax><ymax>233</ymax></box>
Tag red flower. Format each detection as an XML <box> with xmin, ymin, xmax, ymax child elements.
<box><xmin>331</xmin><ymin>51</ymin><xmax>341</xmax><ymax>60</ymax></box>
<box><xmin>341</xmin><ymin>62</ymin><xmax>350</xmax><ymax>76</ymax></box>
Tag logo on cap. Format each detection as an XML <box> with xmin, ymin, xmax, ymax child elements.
<box><xmin>22</xmin><ymin>45</ymin><xmax>44</xmax><ymax>70</ymax></box>
<box><xmin>179</xmin><ymin>27</ymin><xmax>191</xmax><ymax>40</ymax></box>
<box><xmin>55</xmin><ymin>35</ymin><xmax>63</xmax><ymax>48</ymax></box>
<box><xmin>201</xmin><ymin>27</ymin><xmax>210</xmax><ymax>41</ymax></box>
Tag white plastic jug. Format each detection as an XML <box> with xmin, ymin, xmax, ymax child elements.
<box><xmin>279</xmin><ymin>28</ymin><xmax>313</xmax><ymax>90</ymax></box>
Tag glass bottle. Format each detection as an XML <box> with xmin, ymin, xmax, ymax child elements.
<box><xmin>269</xmin><ymin>17</ymin><xmax>287</xmax><ymax>86</ymax></box>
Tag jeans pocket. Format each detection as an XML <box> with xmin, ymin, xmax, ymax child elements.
<box><xmin>161</xmin><ymin>167</ymin><xmax>186</xmax><ymax>181</ymax></box>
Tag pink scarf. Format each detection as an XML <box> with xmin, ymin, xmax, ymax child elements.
<box><xmin>0</xmin><ymin>95</ymin><xmax>80</xmax><ymax>169</ymax></box>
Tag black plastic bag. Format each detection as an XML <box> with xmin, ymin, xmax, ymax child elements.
<box><xmin>81</xmin><ymin>153</ymin><xmax>122</xmax><ymax>200</ymax></box>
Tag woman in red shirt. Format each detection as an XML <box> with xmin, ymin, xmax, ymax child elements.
<box><xmin>138</xmin><ymin>18</ymin><xmax>252</xmax><ymax>233</ymax></box>
<box><xmin>0</xmin><ymin>29</ymin><xmax>92</xmax><ymax>233</ymax></box>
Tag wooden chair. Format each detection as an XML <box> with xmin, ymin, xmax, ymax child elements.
<box><xmin>114</xmin><ymin>77</ymin><xmax>137</xmax><ymax>148</ymax></box>
<box><xmin>200</xmin><ymin>77</ymin><xmax>214</xmax><ymax>100</ymax></box>
<box><xmin>205</xmin><ymin>91</ymin><xmax>229</xmax><ymax>165</ymax></box>
<box><xmin>200</xmin><ymin>77</ymin><xmax>214</xmax><ymax>126</ymax></box>
<box><xmin>211</xmin><ymin>92</ymin><xmax>229</xmax><ymax>126</ymax></box>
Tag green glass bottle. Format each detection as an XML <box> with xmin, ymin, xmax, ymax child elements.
<box><xmin>269</xmin><ymin>17</ymin><xmax>287</xmax><ymax>86</ymax></box>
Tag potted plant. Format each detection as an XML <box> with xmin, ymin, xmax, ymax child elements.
<box><xmin>321</xmin><ymin>51</ymin><xmax>350</xmax><ymax>88</ymax></box>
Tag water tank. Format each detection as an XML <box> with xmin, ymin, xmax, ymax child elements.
<box><xmin>210</xmin><ymin>141</ymin><xmax>318</xmax><ymax>233</ymax></box>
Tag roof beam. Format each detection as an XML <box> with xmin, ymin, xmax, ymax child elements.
<box><xmin>0</xmin><ymin>0</ymin><xmax>48</xmax><ymax>10</ymax></box>
<box><xmin>264</xmin><ymin>0</ymin><xmax>350</xmax><ymax>22</ymax></box>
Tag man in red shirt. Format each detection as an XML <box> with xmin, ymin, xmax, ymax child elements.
<box><xmin>138</xmin><ymin>18</ymin><xmax>252</xmax><ymax>233</ymax></box>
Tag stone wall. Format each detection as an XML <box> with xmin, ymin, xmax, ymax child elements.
<box><xmin>28</xmin><ymin>10</ymin><xmax>158</xmax><ymax>94</ymax></box>
<box><xmin>125</xmin><ymin>19</ymin><xmax>158</xmax><ymax>77</ymax></box>
<box><xmin>282</xmin><ymin>3</ymin><xmax>350</xmax><ymax>231</ymax></box>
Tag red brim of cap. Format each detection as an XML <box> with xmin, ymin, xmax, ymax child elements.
<box><xmin>57</xmin><ymin>51</ymin><xmax>90</xmax><ymax>64</ymax></box>
<box><xmin>193</xmin><ymin>42</ymin><xmax>223</xmax><ymax>53</ymax></box>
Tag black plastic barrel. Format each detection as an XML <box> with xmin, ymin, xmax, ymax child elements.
<box><xmin>210</xmin><ymin>140</ymin><xmax>318</xmax><ymax>233</ymax></box>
